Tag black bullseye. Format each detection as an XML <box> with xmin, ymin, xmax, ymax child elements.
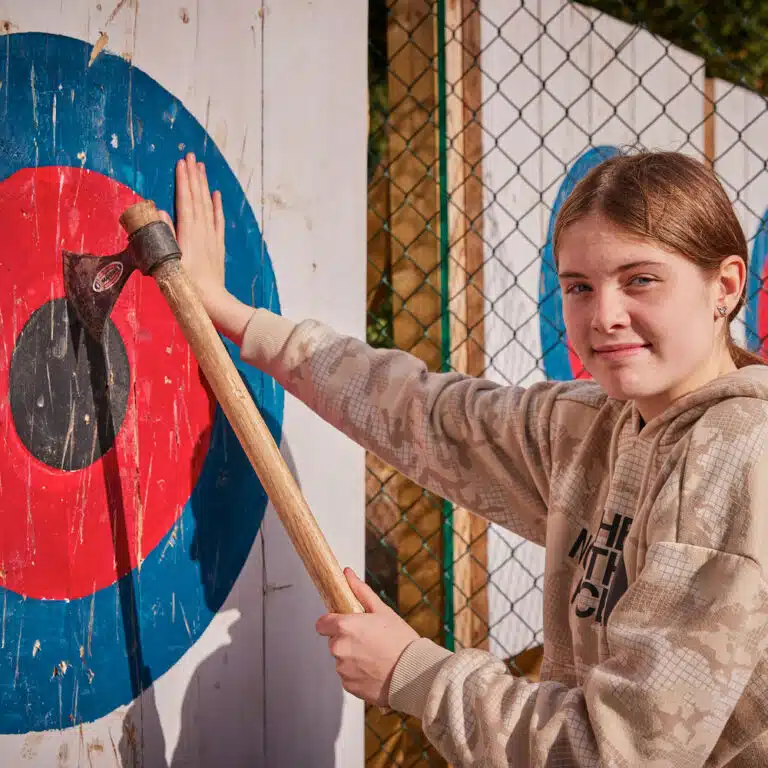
<box><xmin>9</xmin><ymin>298</ymin><xmax>130</xmax><ymax>470</ymax></box>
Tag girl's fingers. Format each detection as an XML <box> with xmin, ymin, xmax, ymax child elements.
<box><xmin>175</xmin><ymin>159</ymin><xmax>192</xmax><ymax>224</ymax></box>
<box><xmin>213</xmin><ymin>191</ymin><xmax>225</xmax><ymax>250</ymax></box>
<box><xmin>345</xmin><ymin>569</ymin><xmax>381</xmax><ymax>614</ymax></box>
<box><xmin>186</xmin><ymin>153</ymin><xmax>204</xmax><ymax>217</ymax></box>
<box><xmin>198</xmin><ymin>162</ymin><xmax>215</xmax><ymax>228</ymax></box>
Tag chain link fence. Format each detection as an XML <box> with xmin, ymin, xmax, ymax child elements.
<box><xmin>363</xmin><ymin>1</ymin><xmax>768</xmax><ymax>764</ymax></box>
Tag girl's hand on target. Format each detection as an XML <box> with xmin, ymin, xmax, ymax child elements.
<box><xmin>161</xmin><ymin>153</ymin><xmax>254</xmax><ymax>344</ymax></box>
<box><xmin>315</xmin><ymin>568</ymin><xmax>418</xmax><ymax>707</ymax></box>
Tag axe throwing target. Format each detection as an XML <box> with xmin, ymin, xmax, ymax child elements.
<box><xmin>0</xmin><ymin>32</ymin><xmax>283</xmax><ymax>733</ymax></box>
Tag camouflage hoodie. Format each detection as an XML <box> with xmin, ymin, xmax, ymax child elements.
<box><xmin>241</xmin><ymin>308</ymin><xmax>768</xmax><ymax>767</ymax></box>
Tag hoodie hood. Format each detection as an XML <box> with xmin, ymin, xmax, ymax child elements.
<box><xmin>632</xmin><ymin>364</ymin><xmax>768</xmax><ymax>445</ymax></box>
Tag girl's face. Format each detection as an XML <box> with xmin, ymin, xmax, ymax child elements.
<box><xmin>557</xmin><ymin>213</ymin><xmax>736</xmax><ymax>422</ymax></box>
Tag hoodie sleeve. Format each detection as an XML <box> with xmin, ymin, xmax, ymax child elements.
<box><xmin>387</xmin><ymin>405</ymin><xmax>768</xmax><ymax>767</ymax></box>
<box><xmin>388</xmin><ymin>543</ymin><xmax>768</xmax><ymax>767</ymax></box>
<box><xmin>240</xmin><ymin>309</ymin><xmax>570</xmax><ymax>544</ymax></box>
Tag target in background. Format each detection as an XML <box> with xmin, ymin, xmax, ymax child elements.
<box><xmin>746</xmin><ymin>212</ymin><xmax>768</xmax><ymax>357</ymax></box>
<box><xmin>0</xmin><ymin>32</ymin><xmax>282</xmax><ymax>733</ymax></box>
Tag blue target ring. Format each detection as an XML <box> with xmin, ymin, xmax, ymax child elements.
<box><xmin>746</xmin><ymin>209</ymin><xmax>768</xmax><ymax>354</ymax></box>
<box><xmin>0</xmin><ymin>32</ymin><xmax>283</xmax><ymax>733</ymax></box>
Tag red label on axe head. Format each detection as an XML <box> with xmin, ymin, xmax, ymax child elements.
<box><xmin>93</xmin><ymin>261</ymin><xmax>125</xmax><ymax>292</ymax></box>
<box><xmin>0</xmin><ymin>165</ymin><xmax>214</xmax><ymax>600</ymax></box>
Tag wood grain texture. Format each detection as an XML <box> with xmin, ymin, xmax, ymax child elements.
<box><xmin>119</xmin><ymin>200</ymin><xmax>161</xmax><ymax>234</ymax></box>
<box><xmin>445</xmin><ymin>0</ymin><xmax>489</xmax><ymax>654</ymax></box>
<box><xmin>121</xmin><ymin>203</ymin><xmax>363</xmax><ymax>615</ymax></box>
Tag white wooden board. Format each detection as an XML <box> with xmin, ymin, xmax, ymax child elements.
<box><xmin>713</xmin><ymin>79</ymin><xmax>768</xmax><ymax>349</ymax></box>
<box><xmin>0</xmin><ymin>1</ymin><xmax>366</xmax><ymax>765</ymax></box>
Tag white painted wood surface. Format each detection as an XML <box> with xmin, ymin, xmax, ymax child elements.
<box><xmin>713</xmin><ymin>79</ymin><xmax>768</xmax><ymax>348</ymax></box>
<box><xmin>0</xmin><ymin>1</ymin><xmax>366</xmax><ymax>765</ymax></box>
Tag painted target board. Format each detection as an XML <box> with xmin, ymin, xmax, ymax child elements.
<box><xmin>0</xmin><ymin>2</ymin><xmax>366</xmax><ymax>766</ymax></box>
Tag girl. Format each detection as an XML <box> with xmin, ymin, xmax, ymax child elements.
<box><xmin>167</xmin><ymin>150</ymin><xmax>768</xmax><ymax>766</ymax></box>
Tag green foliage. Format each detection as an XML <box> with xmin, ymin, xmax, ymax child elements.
<box><xmin>367</xmin><ymin>1</ymin><xmax>393</xmax><ymax>347</ymax></box>
<box><xmin>366</xmin><ymin>290</ymin><xmax>394</xmax><ymax>349</ymax></box>
<box><xmin>581</xmin><ymin>0</ymin><xmax>768</xmax><ymax>93</ymax></box>
<box><xmin>368</xmin><ymin>0</ymin><xmax>389</xmax><ymax>182</ymax></box>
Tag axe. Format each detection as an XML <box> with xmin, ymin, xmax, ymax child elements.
<box><xmin>63</xmin><ymin>200</ymin><xmax>362</xmax><ymax>615</ymax></box>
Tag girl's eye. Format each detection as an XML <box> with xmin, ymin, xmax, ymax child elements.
<box><xmin>629</xmin><ymin>276</ymin><xmax>655</xmax><ymax>287</ymax></box>
<box><xmin>565</xmin><ymin>283</ymin><xmax>591</xmax><ymax>295</ymax></box>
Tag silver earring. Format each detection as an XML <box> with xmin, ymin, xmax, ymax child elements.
<box><xmin>717</xmin><ymin>305</ymin><xmax>728</xmax><ymax>318</ymax></box>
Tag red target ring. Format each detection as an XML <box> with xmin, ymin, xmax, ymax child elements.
<box><xmin>757</xmin><ymin>260</ymin><xmax>768</xmax><ymax>358</ymax></box>
<box><xmin>567</xmin><ymin>342</ymin><xmax>591</xmax><ymax>380</ymax></box>
<box><xmin>0</xmin><ymin>166</ymin><xmax>214</xmax><ymax>600</ymax></box>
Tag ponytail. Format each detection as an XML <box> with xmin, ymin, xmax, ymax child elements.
<box><xmin>728</xmin><ymin>336</ymin><xmax>767</xmax><ymax>368</ymax></box>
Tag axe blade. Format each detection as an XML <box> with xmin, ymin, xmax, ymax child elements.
<box><xmin>62</xmin><ymin>249</ymin><xmax>136</xmax><ymax>341</ymax></box>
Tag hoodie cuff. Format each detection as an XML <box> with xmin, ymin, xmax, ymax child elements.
<box><xmin>240</xmin><ymin>308</ymin><xmax>299</xmax><ymax>369</ymax></box>
<box><xmin>388</xmin><ymin>638</ymin><xmax>453</xmax><ymax>719</ymax></box>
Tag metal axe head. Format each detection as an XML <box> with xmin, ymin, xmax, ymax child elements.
<box><xmin>62</xmin><ymin>201</ymin><xmax>181</xmax><ymax>341</ymax></box>
<box><xmin>62</xmin><ymin>247</ymin><xmax>136</xmax><ymax>342</ymax></box>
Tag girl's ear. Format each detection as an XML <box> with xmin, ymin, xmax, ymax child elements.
<box><xmin>715</xmin><ymin>255</ymin><xmax>746</xmax><ymax>316</ymax></box>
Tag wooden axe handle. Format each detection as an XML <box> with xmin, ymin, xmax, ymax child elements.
<box><xmin>120</xmin><ymin>202</ymin><xmax>363</xmax><ymax>615</ymax></box>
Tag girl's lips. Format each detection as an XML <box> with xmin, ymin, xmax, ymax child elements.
<box><xmin>593</xmin><ymin>344</ymin><xmax>651</xmax><ymax>360</ymax></box>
